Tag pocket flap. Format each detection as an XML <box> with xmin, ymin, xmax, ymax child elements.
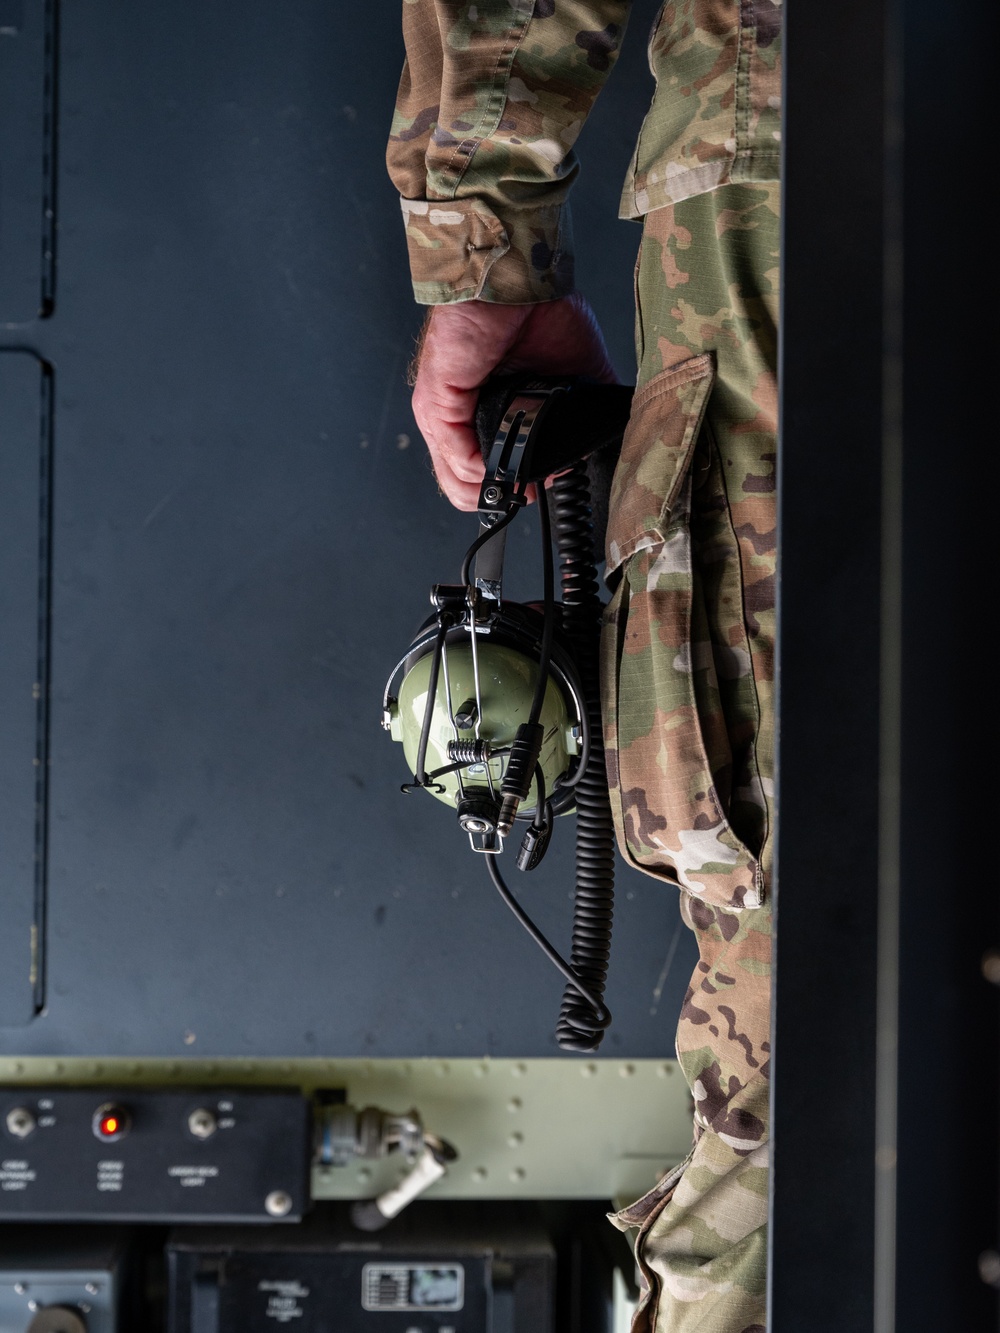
<box><xmin>605</xmin><ymin>354</ymin><xmax>715</xmax><ymax>574</ymax></box>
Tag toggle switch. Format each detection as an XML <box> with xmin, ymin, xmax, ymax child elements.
<box><xmin>5</xmin><ymin>1106</ymin><xmax>36</xmax><ymax>1139</ymax></box>
<box><xmin>187</xmin><ymin>1107</ymin><xmax>217</xmax><ymax>1140</ymax></box>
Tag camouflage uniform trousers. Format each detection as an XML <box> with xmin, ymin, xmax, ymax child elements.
<box><xmin>602</xmin><ymin>181</ymin><xmax>779</xmax><ymax>1333</ymax></box>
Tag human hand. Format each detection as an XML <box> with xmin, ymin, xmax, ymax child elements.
<box><xmin>409</xmin><ymin>293</ymin><xmax>617</xmax><ymax>510</ymax></box>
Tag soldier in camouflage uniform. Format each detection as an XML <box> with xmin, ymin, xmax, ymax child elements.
<box><xmin>388</xmin><ymin>4</ymin><xmax>780</xmax><ymax>1330</ymax></box>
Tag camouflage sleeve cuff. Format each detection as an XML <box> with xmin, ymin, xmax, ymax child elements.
<box><xmin>399</xmin><ymin>196</ymin><xmax>575</xmax><ymax>306</ymax></box>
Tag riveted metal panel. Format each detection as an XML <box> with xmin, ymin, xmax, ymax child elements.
<box><xmin>0</xmin><ymin>1055</ymin><xmax>691</xmax><ymax>1203</ymax></box>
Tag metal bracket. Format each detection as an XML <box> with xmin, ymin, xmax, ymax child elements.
<box><xmin>474</xmin><ymin>389</ymin><xmax>565</xmax><ymax>604</ymax></box>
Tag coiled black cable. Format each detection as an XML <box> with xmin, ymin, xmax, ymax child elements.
<box><xmin>549</xmin><ymin>467</ymin><xmax>616</xmax><ymax>1052</ymax></box>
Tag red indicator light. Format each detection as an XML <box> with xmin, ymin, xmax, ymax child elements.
<box><xmin>92</xmin><ymin>1103</ymin><xmax>130</xmax><ymax>1141</ymax></box>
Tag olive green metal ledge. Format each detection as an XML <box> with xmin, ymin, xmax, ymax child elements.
<box><xmin>0</xmin><ymin>1057</ymin><xmax>692</xmax><ymax>1203</ymax></box>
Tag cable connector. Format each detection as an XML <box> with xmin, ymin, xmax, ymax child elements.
<box><xmin>517</xmin><ymin>819</ymin><xmax>552</xmax><ymax>872</ymax></box>
<box><xmin>497</xmin><ymin>723</ymin><xmax>544</xmax><ymax>835</ymax></box>
<box><xmin>349</xmin><ymin>1136</ymin><xmax>458</xmax><ymax>1232</ymax></box>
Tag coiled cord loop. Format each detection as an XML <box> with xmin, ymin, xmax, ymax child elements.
<box><xmin>550</xmin><ymin>468</ymin><xmax>615</xmax><ymax>1052</ymax></box>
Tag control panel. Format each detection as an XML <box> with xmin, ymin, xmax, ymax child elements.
<box><xmin>0</xmin><ymin>1089</ymin><xmax>310</xmax><ymax>1223</ymax></box>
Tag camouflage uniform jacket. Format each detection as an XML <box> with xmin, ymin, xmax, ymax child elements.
<box><xmin>387</xmin><ymin>0</ymin><xmax>782</xmax><ymax>305</ymax></box>
<box><xmin>390</xmin><ymin>9</ymin><xmax>782</xmax><ymax>1332</ymax></box>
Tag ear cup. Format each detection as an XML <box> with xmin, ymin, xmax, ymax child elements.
<box><xmin>384</xmin><ymin>602</ymin><xmax>586</xmax><ymax>818</ymax></box>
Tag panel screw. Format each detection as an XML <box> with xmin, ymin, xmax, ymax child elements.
<box><xmin>982</xmin><ymin>949</ymin><xmax>1000</xmax><ymax>986</ymax></box>
<box><xmin>483</xmin><ymin>486</ymin><xmax>501</xmax><ymax>504</ymax></box>
<box><xmin>265</xmin><ymin>1189</ymin><xmax>293</xmax><ymax>1217</ymax></box>
<box><xmin>85</xmin><ymin>1283</ymin><xmax>99</xmax><ymax>1294</ymax></box>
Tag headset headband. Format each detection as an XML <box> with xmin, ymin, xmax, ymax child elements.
<box><xmin>473</xmin><ymin>387</ymin><xmax>566</xmax><ymax>604</ymax></box>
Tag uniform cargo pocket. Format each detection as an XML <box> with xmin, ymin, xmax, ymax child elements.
<box><xmin>600</xmin><ymin>356</ymin><xmax>764</xmax><ymax>911</ymax></box>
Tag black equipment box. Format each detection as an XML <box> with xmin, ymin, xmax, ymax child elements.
<box><xmin>0</xmin><ymin>1227</ymin><xmax>129</xmax><ymax>1333</ymax></box>
<box><xmin>0</xmin><ymin>1088</ymin><xmax>310</xmax><ymax>1223</ymax></box>
<box><xmin>167</xmin><ymin>1203</ymin><xmax>555</xmax><ymax>1333</ymax></box>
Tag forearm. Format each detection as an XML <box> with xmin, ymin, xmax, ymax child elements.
<box><xmin>387</xmin><ymin>0</ymin><xmax>631</xmax><ymax>304</ymax></box>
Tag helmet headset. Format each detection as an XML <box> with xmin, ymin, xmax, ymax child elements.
<box><xmin>382</xmin><ymin>378</ymin><xmax>633</xmax><ymax>1051</ymax></box>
